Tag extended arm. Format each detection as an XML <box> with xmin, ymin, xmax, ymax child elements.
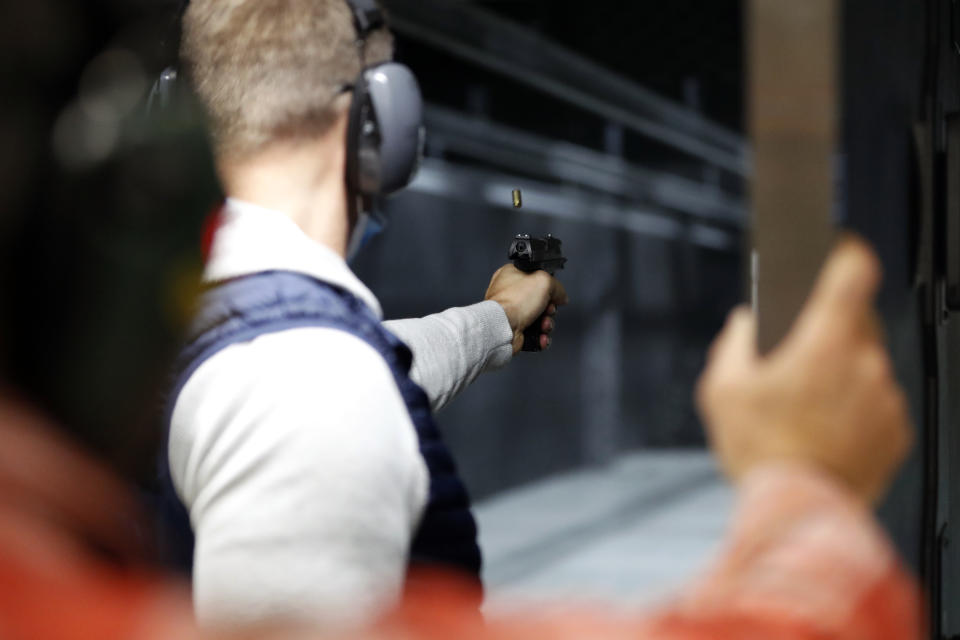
<box><xmin>384</xmin><ymin>302</ymin><xmax>513</xmax><ymax>413</ymax></box>
<box><xmin>384</xmin><ymin>265</ymin><xmax>568</xmax><ymax>413</ymax></box>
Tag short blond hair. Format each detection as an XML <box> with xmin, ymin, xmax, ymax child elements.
<box><xmin>182</xmin><ymin>0</ymin><xmax>393</xmax><ymax>155</ymax></box>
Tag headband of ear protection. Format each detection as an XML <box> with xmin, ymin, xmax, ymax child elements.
<box><xmin>343</xmin><ymin>0</ymin><xmax>425</xmax><ymax>201</ymax></box>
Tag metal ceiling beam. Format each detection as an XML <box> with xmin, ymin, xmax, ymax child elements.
<box><xmin>400</xmin><ymin>158</ymin><xmax>740</xmax><ymax>252</ymax></box>
<box><xmin>424</xmin><ymin>105</ymin><xmax>747</xmax><ymax>227</ymax></box>
<box><xmin>383</xmin><ymin>0</ymin><xmax>750</xmax><ymax>176</ymax></box>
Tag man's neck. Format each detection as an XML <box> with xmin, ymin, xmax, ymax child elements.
<box><xmin>219</xmin><ymin>138</ymin><xmax>350</xmax><ymax>257</ymax></box>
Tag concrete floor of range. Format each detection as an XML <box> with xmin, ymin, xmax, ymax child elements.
<box><xmin>474</xmin><ymin>450</ymin><xmax>735</xmax><ymax>615</ymax></box>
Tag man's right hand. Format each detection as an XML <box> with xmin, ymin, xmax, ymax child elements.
<box><xmin>485</xmin><ymin>264</ymin><xmax>569</xmax><ymax>354</ymax></box>
<box><xmin>696</xmin><ymin>237</ymin><xmax>913</xmax><ymax>503</ymax></box>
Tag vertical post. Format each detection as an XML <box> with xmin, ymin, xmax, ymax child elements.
<box><xmin>581</xmin><ymin>305</ymin><xmax>623</xmax><ymax>465</ymax></box>
<box><xmin>749</xmin><ymin>0</ymin><xmax>839</xmax><ymax>352</ymax></box>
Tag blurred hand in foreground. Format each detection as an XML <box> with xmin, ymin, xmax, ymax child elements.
<box><xmin>697</xmin><ymin>237</ymin><xmax>913</xmax><ymax>503</ymax></box>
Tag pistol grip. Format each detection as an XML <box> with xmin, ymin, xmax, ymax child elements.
<box><xmin>522</xmin><ymin>315</ymin><xmax>545</xmax><ymax>352</ymax></box>
<box><xmin>512</xmin><ymin>260</ymin><xmax>548</xmax><ymax>353</ymax></box>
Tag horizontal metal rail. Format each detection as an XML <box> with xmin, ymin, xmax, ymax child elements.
<box><xmin>384</xmin><ymin>0</ymin><xmax>750</xmax><ymax>176</ymax></box>
<box><xmin>424</xmin><ymin>106</ymin><xmax>747</xmax><ymax>227</ymax></box>
<box><xmin>400</xmin><ymin>157</ymin><xmax>740</xmax><ymax>252</ymax></box>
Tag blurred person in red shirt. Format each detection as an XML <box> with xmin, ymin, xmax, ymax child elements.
<box><xmin>0</xmin><ymin>1</ymin><xmax>921</xmax><ymax>638</ymax></box>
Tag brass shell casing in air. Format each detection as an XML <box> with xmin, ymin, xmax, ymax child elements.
<box><xmin>512</xmin><ymin>189</ymin><xmax>523</xmax><ymax>208</ymax></box>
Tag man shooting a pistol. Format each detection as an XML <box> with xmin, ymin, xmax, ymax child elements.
<box><xmin>161</xmin><ymin>0</ymin><xmax>568</xmax><ymax>630</ymax></box>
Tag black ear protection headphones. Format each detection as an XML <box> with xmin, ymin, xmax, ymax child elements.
<box><xmin>342</xmin><ymin>0</ymin><xmax>425</xmax><ymax>207</ymax></box>
<box><xmin>148</xmin><ymin>0</ymin><xmax>425</xmax><ymax>211</ymax></box>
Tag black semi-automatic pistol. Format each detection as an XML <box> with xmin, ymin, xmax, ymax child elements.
<box><xmin>509</xmin><ymin>233</ymin><xmax>567</xmax><ymax>352</ymax></box>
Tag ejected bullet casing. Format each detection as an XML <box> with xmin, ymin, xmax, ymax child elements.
<box><xmin>512</xmin><ymin>189</ymin><xmax>523</xmax><ymax>208</ymax></box>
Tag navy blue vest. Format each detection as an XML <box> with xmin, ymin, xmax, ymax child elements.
<box><xmin>158</xmin><ymin>270</ymin><xmax>482</xmax><ymax>586</ymax></box>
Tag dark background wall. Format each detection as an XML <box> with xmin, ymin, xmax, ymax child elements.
<box><xmin>350</xmin><ymin>1</ymin><xmax>748</xmax><ymax>499</ymax></box>
<box><xmin>841</xmin><ymin>0</ymin><xmax>927</xmax><ymax>580</ymax></box>
<box><xmin>354</xmin><ymin>194</ymin><xmax>741</xmax><ymax>498</ymax></box>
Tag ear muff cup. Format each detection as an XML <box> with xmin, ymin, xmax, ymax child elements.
<box><xmin>345</xmin><ymin>73</ymin><xmax>381</xmax><ymax>197</ymax></box>
<box><xmin>345</xmin><ymin>62</ymin><xmax>424</xmax><ymax>198</ymax></box>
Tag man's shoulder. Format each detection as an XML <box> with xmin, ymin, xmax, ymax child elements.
<box><xmin>196</xmin><ymin>271</ymin><xmax>372</xmax><ymax>331</ymax></box>
<box><xmin>168</xmin><ymin>326</ymin><xmax>411</xmax><ymax>479</ymax></box>
<box><xmin>177</xmin><ymin>272</ymin><xmax>392</xmax><ymax>387</ymax></box>
<box><xmin>182</xmin><ymin>325</ymin><xmax>394</xmax><ymax>398</ymax></box>
<box><xmin>166</xmin><ymin>324</ymin><xmax>428</xmax><ymax>530</ymax></box>
<box><xmin>170</xmin><ymin>271</ymin><xmax>407</xmax><ymax>430</ymax></box>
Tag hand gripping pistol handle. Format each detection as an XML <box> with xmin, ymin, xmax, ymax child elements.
<box><xmin>508</xmin><ymin>234</ymin><xmax>567</xmax><ymax>352</ymax></box>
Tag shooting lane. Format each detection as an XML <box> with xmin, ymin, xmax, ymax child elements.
<box><xmin>357</xmin><ymin>0</ymin><xmax>942</xmax><ymax>620</ymax></box>
<box><xmin>0</xmin><ymin>0</ymin><xmax>942</xmax><ymax>633</ymax></box>
<box><xmin>351</xmin><ymin>0</ymin><xmax>747</xmax><ymax>607</ymax></box>
<box><xmin>41</xmin><ymin>0</ymin><xmax>952</xmax><ymax>629</ymax></box>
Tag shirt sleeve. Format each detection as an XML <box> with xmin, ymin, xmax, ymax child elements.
<box><xmin>637</xmin><ymin>464</ymin><xmax>923</xmax><ymax>639</ymax></box>
<box><xmin>383</xmin><ymin>301</ymin><xmax>514</xmax><ymax>413</ymax></box>
<box><xmin>167</xmin><ymin>327</ymin><xmax>429</xmax><ymax>631</ymax></box>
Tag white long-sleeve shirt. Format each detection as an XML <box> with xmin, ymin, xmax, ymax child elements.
<box><xmin>168</xmin><ymin>199</ymin><xmax>513</xmax><ymax>630</ymax></box>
